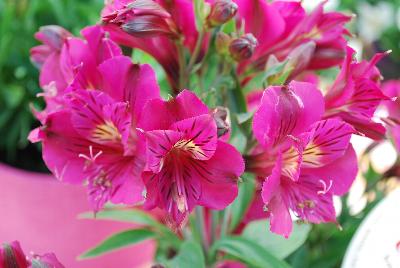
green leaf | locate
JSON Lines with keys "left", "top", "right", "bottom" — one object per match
{"left": 242, "top": 219, "right": 311, "bottom": 259}
{"left": 166, "top": 240, "right": 205, "bottom": 268}
{"left": 78, "top": 208, "right": 181, "bottom": 248}
{"left": 78, "top": 208, "right": 159, "bottom": 227}
{"left": 236, "top": 112, "right": 254, "bottom": 125}
{"left": 194, "top": 0, "right": 209, "bottom": 32}
{"left": 229, "top": 173, "right": 255, "bottom": 231}
{"left": 79, "top": 229, "right": 156, "bottom": 259}
{"left": 211, "top": 236, "right": 290, "bottom": 268}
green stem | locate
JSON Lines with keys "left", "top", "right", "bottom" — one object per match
{"left": 220, "top": 206, "right": 231, "bottom": 237}
{"left": 195, "top": 207, "right": 209, "bottom": 253}
{"left": 187, "top": 29, "right": 205, "bottom": 73}
{"left": 176, "top": 41, "right": 187, "bottom": 93}
{"left": 210, "top": 210, "right": 220, "bottom": 245}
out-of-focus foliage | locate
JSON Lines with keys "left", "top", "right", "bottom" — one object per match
{"left": 0, "top": 0, "right": 103, "bottom": 171}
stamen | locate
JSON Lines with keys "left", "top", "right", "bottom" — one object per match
{"left": 317, "top": 179, "right": 333, "bottom": 195}
{"left": 79, "top": 145, "right": 103, "bottom": 163}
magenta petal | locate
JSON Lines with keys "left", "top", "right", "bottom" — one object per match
{"left": 171, "top": 114, "right": 218, "bottom": 160}
{"left": 268, "top": 195, "right": 292, "bottom": 238}
{"left": 139, "top": 90, "right": 209, "bottom": 130}
{"left": 301, "top": 119, "right": 355, "bottom": 168}
{"left": 202, "top": 141, "right": 244, "bottom": 184}
{"left": 303, "top": 144, "right": 358, "bottom": 196}
{"left": 98, "top": 56, "right": 161, "bottom": 121}
{"left": 197, "top": 141, "right": 243, "bottom": 209}
{"left": 81, "top": 25, "right": 122, "bottom": 64}
{"left": 261, "top": 153, "right": 282, "bottom": 204}
{"left": 198, "top": 181, "right": 238, "bottom": 210}
{"left": 145, "top": 130, "right": 182, "bottom": 173}
{"left": 40, "top": 110, "right": 87, "bottom": 184}
{"left": 39, "top": 52, "right": 67, "bottom": 91}
{"left": 253, "top": 81, "right": 324, "bottom": 148}
{"left": 235, "top": 0, "right": 285, "bottom": 51}
{"left": 68, "top": 90, "right": 131, "bottom": 148}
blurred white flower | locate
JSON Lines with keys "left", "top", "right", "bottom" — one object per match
{"left": 302, "top": 0, "right": 339, "bottom": 12}
{"left": 357, "top": 2, "right": 395, "bottom": 43}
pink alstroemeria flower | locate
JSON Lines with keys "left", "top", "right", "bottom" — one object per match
{"left": 324, "top": 47, "right": 390, "bottom": 140}
{"left": 247, "top": 81, "right": 358, "bottom": 237}
{"left": 234, "top": 0, "right": 351, "bottom": 77}
{"left": 138, "top": 90, "right": 244, "bottom": 225}
{"left": 101, "top": 0, "right": 207, "bottom": 91}
{"left": 0, "top": 241, "right": 64, "bottom": 268}
{"left": 29, "top": 56, "right": 160, "bottom": 211}
{"left": 382, "top": 80, "right": 400, "bottom": 151}
{"left": 30, "top": 25, "right": 122, "bottom": 121}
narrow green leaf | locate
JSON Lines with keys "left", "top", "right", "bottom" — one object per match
{"left": 229, "top": 173, "right": 255, "bottom": 231}
{"left": 236, "top": 112, "right": 254, "bottom": 125}
{"left": 211, "top": 236, "right": 290, "bottom": 268}
{"left": 166, "top": 240, "right": 205, "bottom": 268}
{"left": 242, "top": 219, "right": 311, "bottom": 259}
{"left": 78, "top": 208, "right": 159, "bottom": 227}
{"left": 79, "top": 229, "right": 155, "bottom": 259}
{"left": 78, "top": 208, "right": 182, "bottom": 248}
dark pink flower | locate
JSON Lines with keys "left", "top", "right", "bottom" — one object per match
{"left": 382, "top": 80, "right": 400, "bottom": 151}
{"left": 247, "top": 81, "right": 358, "bottom": 237}
{"left": 139, "top": 90, "right": 244, "bottom": 225}
{"left": 324, "top": 47, "right": 390, "bottom": 140}
{"left": 29, "top": 57, "right": 160, "bottom": 211}
{"left": 31, "top": 25, "right": 122, "bottom": 121}
{"left": 101, "top": 0, "right": 207, "bottom": 90}
{"left": 234, "top": 0, "right": 351, "bottom": 78}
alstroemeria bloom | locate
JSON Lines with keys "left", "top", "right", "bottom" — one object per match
{"left": 0, "top": 241, "right": 64, "bottom": 268}
{"left": 29, "top": 56, "right": 160, "bottom": 210}
{"left": 234, "top": 0, "right": 351, "bottom": 78}
{"left": 382, "top": 80, "right": 400, "bottom": 151}
{"left": 324, "top": 47, "right": 390, "bottom": 140}
{"left": 247, "top": 81, "right": 358, "bottom": 237}
{"left": 101, "top": 0, "right": 207, "bottom": 91}
{"left": 139, "top": 90, "right": 244, "bottom": 225}
{"left": 30, "top": 25, "right": 122, "bottom": 121}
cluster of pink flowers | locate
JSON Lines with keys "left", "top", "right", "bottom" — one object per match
{"left": 29, "top": 0, "right": 393, "bottom": 238}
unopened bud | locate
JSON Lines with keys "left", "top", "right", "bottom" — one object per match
{"left": 285, "top": 41, "right": 316, "bottom": 78}
{"left": 122, "top": 14, "right": 178, "bottom": 38}
{"left": 103, "top": 0, "right": 178, "bottom": 38}
{"left": 229, "top": 33, "right": 258, "bottom": 61}
{"left": 31, "top": 26, "right": 71, "bottom": 69}
{"left": 212, "top": 106, "right": 230, "bottom": 137}
{"left": 207, "top": 0, "right": 238, "bottom": 27}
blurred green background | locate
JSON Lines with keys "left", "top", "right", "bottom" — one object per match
{"left": 0, "top": 0, "right": 104, "bottom": 171}
{"left": 0, "top": 0, "right": 399, "bottom": 267}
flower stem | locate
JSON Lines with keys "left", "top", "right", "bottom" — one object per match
{"left": 220, "top": 206, "right": 231, "bottom": 237}
{"left": 176, "top": 41, "right": 187, "bottom": 93}
{"left": 187, "top": 29, "right": 205, "bottom": 73}
{"left": 195, "top": 206, "right": 209, "bottom": 253}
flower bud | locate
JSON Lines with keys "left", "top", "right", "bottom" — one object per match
{"left": 212, "top": 106, "right": 230, "bottom": 138}
{"left": 122, "top": 14, "right": 178, "bottom": 38}
{"left": 285, "top": 41, "right": 316, "bottom": 78}
{"left": 103, "top": 0, "right": 178, "bottom": 38}
{"left": 30, "top": 26, "right": 71, "bottom": 68}
{"left": 229, "top": 33, "right": 258, "bottom": 61}
{"left": 206, "top": 0, "right": 238, "bottom": 27}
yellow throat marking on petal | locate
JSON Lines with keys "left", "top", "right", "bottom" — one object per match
{"left": 92, "top": 121, "right": 121, "bottom": 142}
{"left": 173, "top": 139, "right": 207, "bottom": 159}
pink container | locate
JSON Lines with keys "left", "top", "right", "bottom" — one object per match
{"left": 0, "top": 163, "right": 155, "bottom": 268}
